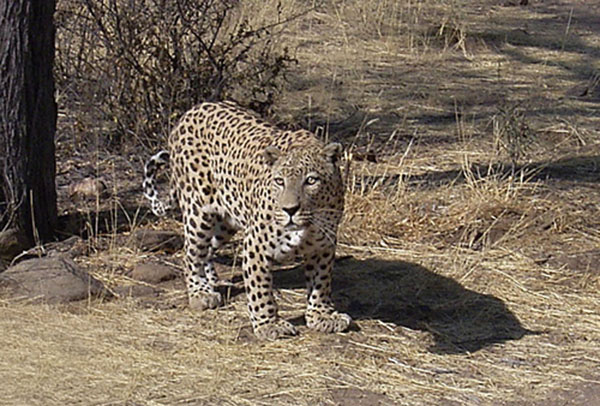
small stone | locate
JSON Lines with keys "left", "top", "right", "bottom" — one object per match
{"left": 131, "top": 262, "right": 178, "bottom": 284}
{"left": 68, "top": 177, "right": 108, "bottom": 202}
{"left": 0, "top": 228, "right": 30, "bottom": 260}
{"left": 113, "top": 284, "right": 160, "bottom": 299}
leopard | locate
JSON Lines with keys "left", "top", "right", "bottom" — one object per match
{"left": 142, "top": 101, "right": 351, "bottom": 340}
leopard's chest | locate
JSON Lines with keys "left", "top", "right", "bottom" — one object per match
{"left": 268, "top": 228, "right": 308, "bottom": 262}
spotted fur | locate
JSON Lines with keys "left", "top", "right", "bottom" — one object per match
{"left": 142, "top": 101, "right": 351, "bottom": 339}
{"left": 143, "top": 150, "right": 172, "bottom": 217}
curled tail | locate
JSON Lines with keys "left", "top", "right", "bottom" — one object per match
{"left": 143, "top": 150, "right": 171, "bottom": 216}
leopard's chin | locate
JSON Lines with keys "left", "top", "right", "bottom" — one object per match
{"left": 283, "top": 222, "right": 304, "bottom": 231}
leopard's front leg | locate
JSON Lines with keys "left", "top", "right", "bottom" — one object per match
{"left": 304, "top": 247, "right": 351, "bottom": 333}
{"left": 242, "top": 233, "right": 297, "bottom": 340}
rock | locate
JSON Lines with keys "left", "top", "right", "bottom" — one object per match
{"left": 133, "top": 229, "right": 183, "bottom": 252}
{"left": 68, "top": 177, "right": 108, "bottom": 202}
{"left": 113, "top": 284, "right": 161, "bottom": 299}
{"left": 45, "top": 236, "right": 87, "bottom": 258}
{"left": 0, "top": 228, "right": 30, "bottom": 261}
{"left": 131, "top": 262, "right": 178, "bottom": 284}
{"left": 11, "top": 236, "right": 87, "bottom": 262}
{"left": 0, "top": 256, "right": 105, "bottom": 304}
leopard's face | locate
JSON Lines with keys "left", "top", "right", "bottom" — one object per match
{"left": 266, "top": 142, "right": 344, "bottom": 235}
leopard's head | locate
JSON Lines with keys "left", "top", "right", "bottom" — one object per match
{"left": 263, "top": 141, "right": 344, "bottom": 237}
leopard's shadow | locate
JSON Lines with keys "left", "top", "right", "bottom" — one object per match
{"left": 273, "top": 257, "right": 536, "bottom": 354}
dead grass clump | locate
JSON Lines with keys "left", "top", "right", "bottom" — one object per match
{"left": 325, "top": 0, "right": 471, "bottom": 54}
{"left": 492, "top": 102, "right": 537, "bottom": 167}
{"left": 339, "top": 149, "right": 557, "bottom": 254}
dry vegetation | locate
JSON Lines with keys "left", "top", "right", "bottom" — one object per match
{"left": 1, "top": 0, "right": 600, "bottom": 405}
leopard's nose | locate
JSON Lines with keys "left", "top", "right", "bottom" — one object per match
{"left": 282, "top": 205, "right": 300, "bottom": 217}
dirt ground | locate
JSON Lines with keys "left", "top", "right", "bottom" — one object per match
{"left": 1, "top": 0, "right": 600, "bottom": 405}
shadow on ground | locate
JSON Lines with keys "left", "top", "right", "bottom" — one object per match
{"left": 275, "top": 257, "right": 536, "bottom": 354}
{"left": 56, "top": 202, "right": 161, "bottom": 240}
{"left": 353, "top": 154, "right": 600, "bottom": 193}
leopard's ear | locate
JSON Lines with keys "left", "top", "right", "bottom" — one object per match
{"left": 263, "top": 145, "right": 281, "bottom": 166}
{"left": 323, "top": 142, "right": 343, "bottom": 164}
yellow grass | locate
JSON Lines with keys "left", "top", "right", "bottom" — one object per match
{"left": 2, "top": 0, "right": 600, "bottom": 405}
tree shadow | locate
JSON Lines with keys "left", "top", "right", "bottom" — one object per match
{"left": 462, "top": 1, "right": 600, "bottom": 93}
{"left": 56, "top": 204, "right": 147, "bottom": 239}
{"left": 274, "top": 257, "right": 537, "bottom": 354}
{"left": 352, "top": 154, "right": 600, "bottom": 195}
{"left": 530, "top": 155, "right": 600, "bottom": 183}
{"left": 283, "top": 2, "right": 600, "bottom": 154}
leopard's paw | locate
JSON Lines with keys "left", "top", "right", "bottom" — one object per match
{"left": 306, "top": 310, "right": 352, "bottom": 333}
{"left": 254, "top": 319, "right": 298, "bottom": 340}
{"left": 189, "top": 291, "right": 223, "bottom": 311}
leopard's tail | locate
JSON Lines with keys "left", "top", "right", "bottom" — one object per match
{"left": 142, "top": 150, "right": 171, "bottom": 217}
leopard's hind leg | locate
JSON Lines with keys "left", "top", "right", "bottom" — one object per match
{"left": 182, "top": 207, "right": 238, "bottom": 309}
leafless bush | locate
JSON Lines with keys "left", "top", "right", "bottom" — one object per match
{"left": 492, "top": 102, "right": 536, "bottom": 168}
{"left": 55, "top": 0, "right": 297, "bottom": 149}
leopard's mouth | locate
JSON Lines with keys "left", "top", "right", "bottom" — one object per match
{"left": 283, "top": 221, "right": 303, "bottom": 230}
{"left": 275, "top": 209, "right": 311, "bottom": 229}
{"left": 281, "top": 216, "right": 310, "bottom": 230}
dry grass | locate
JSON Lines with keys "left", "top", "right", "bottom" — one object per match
{"left": 2, "top": 0, "right": 600, "bottom": 405}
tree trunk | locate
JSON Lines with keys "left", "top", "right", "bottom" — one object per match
{"left": 0, "top": 0, "right": 58, "bottom": 253}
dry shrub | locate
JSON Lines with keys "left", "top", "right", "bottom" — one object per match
{"left": 339, "top": 151, "right": 564, "bottom": 254}
{"left": 492, "top": 102, "right": 536, "bottom": 167}
{"left": 327, "top": 0, "right": 471, "bottom": 53}
{"left": 55, "top": 0, "right": 299, "bottom": 149}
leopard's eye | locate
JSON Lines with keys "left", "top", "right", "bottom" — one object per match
{"left": 305, "top": 175, "right": 319, "bottom": 185}
{"left": 273, "top": 177, "right": 285, "bottom": 186}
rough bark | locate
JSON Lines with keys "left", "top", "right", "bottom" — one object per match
{"left": 0, "top": 0, "right": 58, "bottom": 250}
